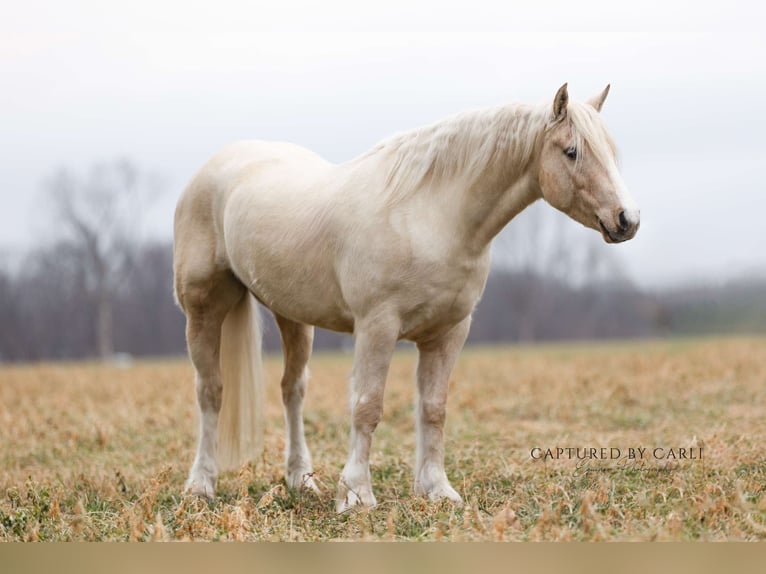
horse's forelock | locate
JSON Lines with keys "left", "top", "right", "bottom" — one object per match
{"left": 566, "top": 102, "right": 619, "bottom": 170}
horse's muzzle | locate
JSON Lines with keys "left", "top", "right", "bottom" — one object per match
{"left": 599, "top": 217, "right": 639, "bottom": 243}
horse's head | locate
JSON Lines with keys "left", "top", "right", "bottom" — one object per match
{"left": 537, "top": 83, "right": 639, "bottom": 243}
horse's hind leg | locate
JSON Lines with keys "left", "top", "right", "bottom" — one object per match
{"left": 274, "top": 313, "right": 318, "bottom": 492}
{"left": 178, "top": 270, "right": 245, "bottom": 498}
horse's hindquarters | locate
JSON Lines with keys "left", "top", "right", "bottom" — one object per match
{"left": 221, "top": 172, "right": 355, "bottom": 333}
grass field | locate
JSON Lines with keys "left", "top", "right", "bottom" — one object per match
{"left": 1, "top": 336, "right": 766, "bottom": 541}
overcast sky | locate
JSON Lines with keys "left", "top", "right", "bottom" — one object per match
{"left": 1, "top": 0, "right": 764, "bottom": 287}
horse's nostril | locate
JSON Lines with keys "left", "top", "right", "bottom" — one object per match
{"left": 618, "top": 210, "right": 628, "bottom": 231}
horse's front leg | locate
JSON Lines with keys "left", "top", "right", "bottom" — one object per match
{"left": 413, "top": 316, "right": 471, "bottom": 503}
{"left": 336, "top": 313, "right": 399, "bottom": 513}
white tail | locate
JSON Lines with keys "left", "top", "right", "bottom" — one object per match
{"left": 217, "top": 292, "right": 264, "bottom": 471}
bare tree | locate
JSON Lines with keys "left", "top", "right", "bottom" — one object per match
{"left": 45, "top": 159, "right": 160, "bottom": 359}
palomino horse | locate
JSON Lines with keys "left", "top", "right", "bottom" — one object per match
{"left": 173, "top": 84, "right": 639, "bottom": 512}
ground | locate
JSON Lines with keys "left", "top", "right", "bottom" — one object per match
{"left": 1, "top": 336, "right": 765, "bottom": 541}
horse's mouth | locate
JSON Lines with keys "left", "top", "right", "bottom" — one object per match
{"left": 599, "top": 220, "right": 625, "bottom": 244}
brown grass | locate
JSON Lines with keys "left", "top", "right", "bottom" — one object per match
{"left": 1, "top": 336, "right": 765, "bottom": 541}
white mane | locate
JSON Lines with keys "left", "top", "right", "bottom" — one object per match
{"left": 370, "top": 104, "right": 549, "bottom": 203}
{"left": 365, "top": 100, "right": 618, "bottom": 204}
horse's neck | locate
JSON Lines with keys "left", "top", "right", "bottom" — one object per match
{"left": 443, "top": 106, "right": 545, "bottom": 254}
{"left": 351, "top": 104, "right": 545, "bottom": 256}
{"left": 462, "top": 170, "right": 541, "bottom": 253}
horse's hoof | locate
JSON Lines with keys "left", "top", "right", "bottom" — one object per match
{"left": 287, "top": 470, "right": 320, "bottom": 493}
{"left": 428, "top": 484, "right": 463, "bottom": 504}
{"left": 185, "top": 474, "right": 216, "bottom": 499}
{"left": 335, "top": 481, "right": 376, "bottom": 513}
{"left": 415, "top": 479, "right": 463, "bottom": 504}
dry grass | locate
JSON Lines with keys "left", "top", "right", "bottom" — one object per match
{"left": 1, "top": 336, "right": 766, "bottom": 541}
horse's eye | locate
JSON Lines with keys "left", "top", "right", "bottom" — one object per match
{"left": 564, "top": 147, "right": 578, "bottom": 160}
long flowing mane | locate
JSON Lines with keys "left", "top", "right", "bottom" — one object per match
{"left": 366, "top": 104, "right": 548, "bottom": 203}
{"left": 358, "top": 100, "right": 618, "bottom": 204}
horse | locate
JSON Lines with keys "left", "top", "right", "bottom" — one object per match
{"left": 172, "top": 83, "right": 640, "bottom": 512}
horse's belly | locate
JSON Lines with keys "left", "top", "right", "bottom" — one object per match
{"left": 249, "top": 272, "right": 354, "bottom": 332}
{"left": 227, "top": 241, "right": 354, "bottom": 332}
{"left": 225, "top": 217, "right": 354, "bottom": 331}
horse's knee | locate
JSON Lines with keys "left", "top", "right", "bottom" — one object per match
{"left": 420, "top": 398, "right": 447, "bottom": 427}
{"left": 352, "top": 393, "right": 383, "bottom": 433}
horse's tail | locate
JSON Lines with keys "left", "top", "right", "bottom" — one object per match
{"left": 217, "top": 291, "right": 264, "bottom": 471}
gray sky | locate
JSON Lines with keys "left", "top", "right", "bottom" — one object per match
{"left": 1, "top": 0, "right": 764, "bottom": 287}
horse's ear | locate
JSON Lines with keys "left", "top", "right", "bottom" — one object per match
{"left": 552, "top": 83, "right": 568, "bottom": 122}
{"left": 587, "top": 84, "right": 610, "bottom": 112}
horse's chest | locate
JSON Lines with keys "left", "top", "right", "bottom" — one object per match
{"left": 397, "top": 257, "right": 490, "bottom": 340}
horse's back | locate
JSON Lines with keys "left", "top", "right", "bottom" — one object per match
{"left": 182, "top": 141, "right": 331, "bottom": 207}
